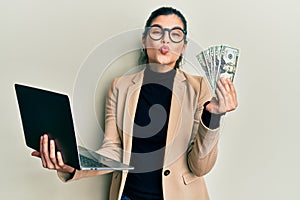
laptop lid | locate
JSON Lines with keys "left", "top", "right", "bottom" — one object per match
{"left": 14, "top": 83, "right": 132, "bottom": 170}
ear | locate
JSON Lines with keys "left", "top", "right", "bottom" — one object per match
{"left": 142, "top": 36, "right": 146, "bottom": 49}
{"left": 181, "top": 42, "right": 187, "bottom": 54}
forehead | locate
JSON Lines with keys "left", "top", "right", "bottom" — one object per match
{"left": 150, "top": 14, "right": 184, "bottom": 29}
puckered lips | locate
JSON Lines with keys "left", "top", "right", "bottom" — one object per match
{"left": 160, "top": 45, "right": 169, "bottom": 55}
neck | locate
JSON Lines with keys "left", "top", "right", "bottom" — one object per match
{"left": 148, "top": 63, "right": 175, "bottom": 73}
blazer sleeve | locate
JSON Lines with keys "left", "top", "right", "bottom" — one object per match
{"left": 187, "top": 77, "right": 221, "bottom": 177}
{"left": 57, "top": 78, "right": 122, "bottom": 182}
{"left": 97, "top": 77, "right": 123, "bottom": 161}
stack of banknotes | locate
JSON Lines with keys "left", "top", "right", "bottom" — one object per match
{"left": 196, "top": 45, "right": 240, "bottom": 95}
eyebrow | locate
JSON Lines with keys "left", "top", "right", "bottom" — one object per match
{"left": 151, "top": 23, "right": 184, "bottom": 30}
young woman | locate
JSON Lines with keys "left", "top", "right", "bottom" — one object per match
{"left": 32, "top": 7, "right": 238, "bottom": 200}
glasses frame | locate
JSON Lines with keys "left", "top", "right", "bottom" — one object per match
{"left": 146, "top": 24, "right": 187, "bottom": 43}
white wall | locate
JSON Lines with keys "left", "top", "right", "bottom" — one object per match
{"left": 1, "top": 0, "right": 299, "bottom": 199}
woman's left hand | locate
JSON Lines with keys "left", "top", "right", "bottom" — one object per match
{"left": 205, "top": 78, "right": 238, "bottom": 115}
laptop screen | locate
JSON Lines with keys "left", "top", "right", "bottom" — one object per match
{"left": 15, "top": 84, "right": 80, "bottom": 169}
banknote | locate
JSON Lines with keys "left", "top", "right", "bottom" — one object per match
{"left": 196, "top": 52, "right": 212, "bottom": 89}
{"left": 196, "top": 45, "right": 240, "bottom": 95}
{"left": 209, "top": 46, "right": 216, "bottom": 86}
{"left": 214, "top": 45, "right": 222, "bottom": 90}
{"left": 218, "top": 45, "right": 239, "bottom": 82}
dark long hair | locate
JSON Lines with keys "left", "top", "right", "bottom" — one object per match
{"left": 139, "top": 7, "right": 188, "bottom": 68}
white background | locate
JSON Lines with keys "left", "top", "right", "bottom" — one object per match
{"left": 1, "top": 0, "right": 299, "bottom": 199}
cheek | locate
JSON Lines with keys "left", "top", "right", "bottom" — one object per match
{"left": 171, "top": 44, "right": 185, "bottom": 55}
{"left": 144, "top": 38, "right": 160, "bottom": 59}
{"left": 146, "top": 48, "right": 159, "bottom": 62}
{"left": 144, "top": 37, "right": 159, "bottom": 49}
{"left": 163, "top": 45, "right": 184, "bottom": 61}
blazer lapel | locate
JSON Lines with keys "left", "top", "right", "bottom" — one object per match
{"left": 164, "top": 70, "right": 186, "bottom": 164}
{"left": 122, "top": 70, "right": 144, "bottom": 164}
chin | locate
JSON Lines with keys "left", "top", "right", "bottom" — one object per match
{"left": 157, "top": 55, "right": 174, "bottom": 65}
{"left": 148, "top": 53, "right": 178, "bottom": 66}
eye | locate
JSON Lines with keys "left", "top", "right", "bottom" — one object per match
{"left": 171, "top": 32, "right": 181, "bottom": 37}
{"left": 151, "top": 30, "right": 162, "bottom": 35}
{"left": 150, "top": 27, "right": 163, "bottom": 35}
{"left": 171, "top": 30, "right": 183, "bottom": 38}
{"left": 152, "top": 30, "right": 162, "bottom": 35}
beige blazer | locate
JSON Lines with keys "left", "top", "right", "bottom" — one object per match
{"left": 59, "top": 68, "right": 220, "bottom": 200}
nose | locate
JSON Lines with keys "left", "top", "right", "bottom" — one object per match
{"left": 161, "top": 30, "right": 171, "bottom": 43}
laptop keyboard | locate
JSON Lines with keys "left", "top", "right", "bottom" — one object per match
{"left": 79, "top": 154, "right": 105, "bottom": 168}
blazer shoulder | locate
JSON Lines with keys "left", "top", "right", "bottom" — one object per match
{"left": 180, "top": 70, "right": 207, "bottom": 91}
{"left": 111, "top": 69, "right": 144, "bottom": 89}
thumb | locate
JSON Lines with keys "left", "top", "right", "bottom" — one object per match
{"left": 31, "top": 151, "right": 41, "bottom": 158}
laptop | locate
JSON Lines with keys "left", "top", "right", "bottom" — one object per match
{"left": 14, "top": 83, "right": 133, "bottom": 171}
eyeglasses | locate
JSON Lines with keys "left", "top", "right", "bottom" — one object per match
{"left": 147, "top": 25, "right": 187, "bottom": 43}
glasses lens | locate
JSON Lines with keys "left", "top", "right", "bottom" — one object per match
{"left": 149, "top": 26, "right": 163, "bottom": 40}
{"left": 170, "top": 28, "right": 184, "bottom": 43}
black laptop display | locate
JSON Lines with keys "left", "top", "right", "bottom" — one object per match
{"left": 15, "top": 83, "right": 133, "bottom": 171}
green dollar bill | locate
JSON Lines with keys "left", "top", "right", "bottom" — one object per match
{"left": 203, "top": 49, "right": 214, "bottom": 89}
{"left": 196, "top": 52, "right": 213, "bottom": 89}
{"left": 209, "top": 46, "right": 216, "bottom": 87}
{"left": 196, "top": 44, "right": 240, "bottom": 97}
{"left": 218, "top": 45, "right": 239, "bottom": 82}
{"left": 214, "top": 45, "right": 222, "bottom": 90}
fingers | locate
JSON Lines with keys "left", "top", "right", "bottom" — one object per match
{"left": 49, "top": 139, "right": 60, "bottom": 169}
{"left": 40, "top": 134, "right": 60, "bottom": 169}
{"left": 227, "top": 79, "right": 238, "bottom": 107}
{"left": 42, "top": 134, "right": 55, "bottom": 169}
{"left": 37, "top": 134, "right": 73, "bottom": 173}
{"left": 215, "top": 78, "right": 238, "bottom": 113}
{"left": 40, "top": 135, "right": 46, "bottom": 167}
{"left": 57, "top": 152, "right": 75, "bottom": 173}
{"left": 216, "top": 79, "right": 229, "bottom": 113}
{"left": 56, "top": 151, "right": 65, "bottom": 167}
{"left": 223, "top": 79, "right": 238, "bottom": 111}
{"left": 215, "top": 84, "right": 225, "bottom": 105}
{"left": 31, "top": 151, "right": 41, "bottom": 158}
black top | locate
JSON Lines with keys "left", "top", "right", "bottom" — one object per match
{"left": 123, "top": 67, "right": 221, "bottom": 200}
{"left": 123, "top": 67, "right": 175, "bottom": 200}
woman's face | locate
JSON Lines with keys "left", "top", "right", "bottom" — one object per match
{"left": 143, "top": 14, "right": 187, "bottom": 68}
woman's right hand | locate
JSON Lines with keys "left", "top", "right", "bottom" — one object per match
{"left": 31, "top": 134, "right": 75, "bottom": 174}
